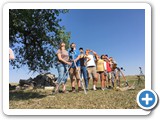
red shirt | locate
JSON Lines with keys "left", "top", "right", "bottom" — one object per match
{"left": 106, "top": 62, "right": 112, "bottom": 72}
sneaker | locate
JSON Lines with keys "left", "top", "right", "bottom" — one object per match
{"left": 93, "top": 86, "right": 97, "bottom": 91}
{"left": 101, "top": 88, "right": 105, "bottom": 91}
{"left": 86, "top": 88, "right": 89, "bottom": 91}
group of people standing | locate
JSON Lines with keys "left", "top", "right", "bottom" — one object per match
{"left": 54, "top": 42, "right": 121, "bottom": 94}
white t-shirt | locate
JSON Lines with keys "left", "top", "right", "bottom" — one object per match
{"left": 86, "top": 54, "right": 96, "bottom": 67}
{"left": 104, "top": 61, "right": 107, "bottom": 70}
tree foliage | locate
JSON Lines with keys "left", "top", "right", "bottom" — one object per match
{"left": 9, "top": 9, "right": 70, "bottom": 73}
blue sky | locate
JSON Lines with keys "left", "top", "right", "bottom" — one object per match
{"left": 9, "top": 9, "right": 145, "bottom": 82}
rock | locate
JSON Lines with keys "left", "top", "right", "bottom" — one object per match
{"left": 15, "top": 86, "right": 21, "bottom": 90}
{"left": 18, "top": 73, "right": 57, "bottom": 90}
{"left": 116, "top": 85, "right": 135, "bottom": 91}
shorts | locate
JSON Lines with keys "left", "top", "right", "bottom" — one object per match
{"left": 87, "top": 66, "right": 97, "bottom": 79}
{"left": 69, "top": 67, "right": 80, "bottom": 80}
{"left": 107, "top": 72, "right": 112, "bottom": 80}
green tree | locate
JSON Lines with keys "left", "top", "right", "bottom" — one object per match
{"left": 9, "top": 9, "right": 70, "bottom": 73}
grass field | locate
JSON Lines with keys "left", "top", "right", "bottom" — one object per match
{"left": 9, "top": 75, "right": 145, "bottom": 109}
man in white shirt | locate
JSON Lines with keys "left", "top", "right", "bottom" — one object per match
{"left": 85, "top": 49, "right": 98, "bottom": 90}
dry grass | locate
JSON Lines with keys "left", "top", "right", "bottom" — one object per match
{"left": 9, "top": 75, "right": 145, "bottom": 109}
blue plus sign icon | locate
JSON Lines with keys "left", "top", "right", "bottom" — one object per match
{"left": 137, "top": 89, "right": 158, "bottom": 110}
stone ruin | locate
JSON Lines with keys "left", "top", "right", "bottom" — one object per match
{"left": 10, "top": 72, "right": 57, "bottom": 90}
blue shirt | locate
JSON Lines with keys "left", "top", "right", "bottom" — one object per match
{"left": 69, "top": 49, "right": 80, "bottom": 68}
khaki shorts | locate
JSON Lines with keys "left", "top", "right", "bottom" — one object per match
{"left": 87, "top": 66, "right": 97, "bottom": 79}
{"left": 69, "top": 67, "right": 80, "bottom": 80}
{"left": 108, "top": 71, "right": 116, "bottom": 81}
{"left": 107, "top": 72, "right": 112, "bottom": 80}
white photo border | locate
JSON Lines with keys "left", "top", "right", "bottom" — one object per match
{"left": 3, "top": 2, "right": 151, "bottom": 115}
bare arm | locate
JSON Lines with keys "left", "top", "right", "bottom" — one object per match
{"left": 74, "top": 55, "right": 80, "bottom": 62}
{"left": 84, "top": 55, "right": 91, "bottom": 63}
{"left": 83, "top": 55, "right": 91, "bottom": 66}
{"left": 90, "top": 50, "right": 97, "bottom": 56}
{"left": 105, "top": 56, "right": 110, "bottom": 61}
{"left": 90, "top": 50, "right": 99, "bottom": 61}
{"left": 9, "top": 48, "right": 15, "bottom": 60}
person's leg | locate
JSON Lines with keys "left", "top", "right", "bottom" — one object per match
{"left": 105, "top": 73, "right": 109, "bottom": 88}
{"left": 96, "top": 72, "right": 99, "bottom": 88}
{"left": 118, "top": 75, "right": 120, "bottom": 87}
{"left": 116, "top": 75, "right": 120, "bottom": 87}
{"left": 54, "top": 64, "right": 64, "bottom": 92}
{"left": 96, "top": 73, "right": 99, "bottom": 86}
{"left": 111, "top": 71, "right": 115, "bottom": 88}
{"left": 87, "top": 68, "right": 90, "bottom": 86}
{"left": 104, "top": 80, "right": 106, "bottom": 89}
{"left": 69, "top": 68, "right": 76, "bottom": 92}
{"left": 81, "top": 66, "right": 88, "bottom": 89}
{"left": 93, "top": 77, "right": 97, "bottom": 90}
{"left": 108, "top": 72, "right": 112, "bottom": 89}
{"left": 62, "top": 83, "right": 66, "bottom": 91}
{"left": 62, "top": 65, "right": 69, "bottom": 92}
{"left": 116, "top": 71, "right": 120, "bottom": 87}
{"left": 80, "top": 67, "right": 83, "bottom": 78}
{"left": 114, "top": 71, "right": 117, "bottom": 88}
{"left": 75, "top": 67, "right": 82, "bottom": 91}
{"left": 92, "top": 67, "right": 98, "bottom": 90}
{"left": 104, "top": 73, "right": 107, "bottom": 89}
{"left": 100, "top": 72, "right": 105, "bottom": 90}
{"left": 63, "top": 65, "right": 69, "bottom": 84}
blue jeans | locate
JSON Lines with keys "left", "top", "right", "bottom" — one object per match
{"left": 56, "top": 63, "right": 68, "bottom": 85}
{"left": 80, "top": 66, "right": 88, "bottom": 89}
